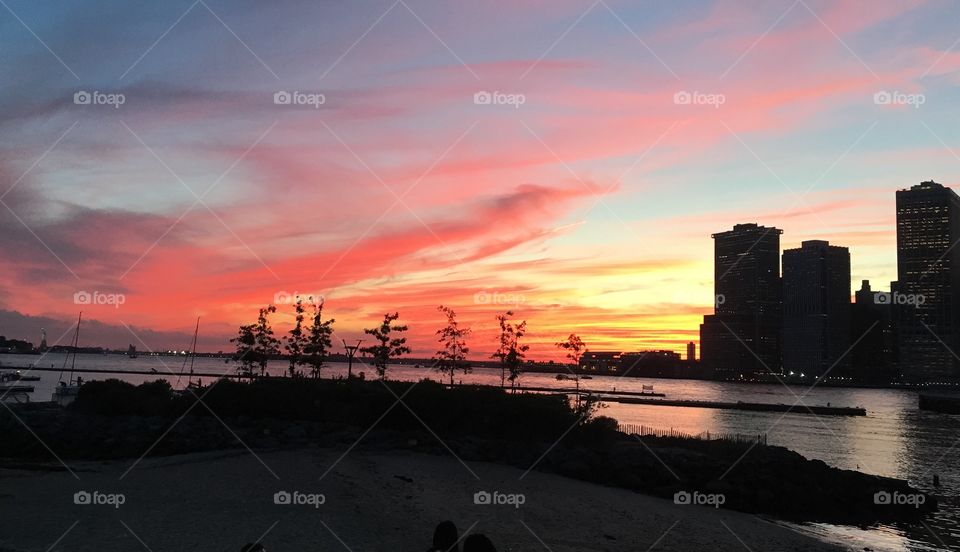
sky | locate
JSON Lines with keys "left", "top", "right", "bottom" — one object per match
{"left": 1, "top": 0, "right": 960, "bottom": 360}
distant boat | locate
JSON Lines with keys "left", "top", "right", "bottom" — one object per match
{"left": 0, "top": 370, "right": 40, "bottom": 382}
{"left": 581, "top": 375, "right": 593, "bottom": 380}
{"left": 127, "top": 344, "right": 138, "bottom": 359}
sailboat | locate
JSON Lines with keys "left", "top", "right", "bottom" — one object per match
{"left": 52, "top": 312, "right": 83, "bottom": 406}
{"left": 177, "top": 318, "right": 202, "bottom": 392}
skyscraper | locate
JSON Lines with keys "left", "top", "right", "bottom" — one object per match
{"left": 850, "top": 280, "right": 895, "bottom": 382}
{"left": 895, "top": 180, "right": 960, "bottom": 382}
{"left": 782, "top": 240, "right": 851, "bottom": 379}
{"left": 700, "top": 223, "right": 783, "bottom": 378}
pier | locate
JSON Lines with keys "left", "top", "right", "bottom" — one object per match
{"left": 919, "top": 394, "right": 960, "bottom": 414}
{"left": 596, "top": 396, "right": 866, "bottom": 416}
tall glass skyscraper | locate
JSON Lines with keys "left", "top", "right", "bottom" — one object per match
{"left": 700, "top": 223, "right": 783, "bottom": 378}
{"left": 895, "top": 180, "right": 960, "bottom": 382}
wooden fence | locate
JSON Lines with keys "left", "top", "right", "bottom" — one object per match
{"left": 618, "top": 423, "right": 767, "bottom": 446}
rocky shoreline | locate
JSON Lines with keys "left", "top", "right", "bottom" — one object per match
{"left": 2, "top": 397, "right": 936, "bottom": 527}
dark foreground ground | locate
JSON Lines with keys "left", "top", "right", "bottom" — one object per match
{"left": 0, "top": 377, "right": 939, "bottom": 550}
{"left": 0, "top": 447, "right": 847, "bottom": 552}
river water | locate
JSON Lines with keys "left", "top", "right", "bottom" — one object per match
{"left": 2, "top": 353, "right": 957, "bottom": 551}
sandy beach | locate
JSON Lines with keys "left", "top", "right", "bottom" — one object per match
{"left": 0, "top": 446, "right": 846, "bottom": 551}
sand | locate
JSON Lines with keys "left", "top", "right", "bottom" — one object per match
{"left": 0, "top": 446, "right": 847, "bottom": 551}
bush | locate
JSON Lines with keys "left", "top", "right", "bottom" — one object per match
{"left": 571, "top": 415, "right": 620, "bottom": 444}
{"left": 70, "top": 377, "right": 583, "bottom": 444}
{"left": 73, "top": 379, "right": 174, "bottom": 416}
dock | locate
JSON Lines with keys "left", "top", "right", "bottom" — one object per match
{"left": 0, "top": 384, "right": 35, "bottom": 393}
{"left": 595, "top": 396, "right": 866, "bottom": 416}
{"left": 919, "top": 394, "right": 960, "bottom": 414}
{"left": 508, "top": 385, "right": 665, "bottom": 398}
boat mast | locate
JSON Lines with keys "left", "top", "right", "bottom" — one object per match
{"left": 188, "top": 317, "right": 199, "bottom": 384}
{"left": 59, "top": 312, "right": 82, "bottom": 384}
{"left": 177, "top": 317, "right": 200, "bottom": 387}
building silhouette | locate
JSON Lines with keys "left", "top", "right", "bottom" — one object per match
{"left": 850, "top": 280, "right": 896, "bottom": 382}
{"left": 895, "top": 180, "right": 960, "bottom": 382}
{"left": 686, "top": 341, "right": 696, "bottom": 362}
{"left": 700, "top": 223, "right": 783, "bottom": 378}
{"left": 782, "top": 240, "right": 851, "bottom": 378}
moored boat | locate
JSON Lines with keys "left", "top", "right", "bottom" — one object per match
{"left": 53, "top": 312, "right": 83, "bottom": 406}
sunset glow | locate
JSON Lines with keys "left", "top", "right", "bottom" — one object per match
{"left": 2, "top": 0, "right": 959, "bottom": 359}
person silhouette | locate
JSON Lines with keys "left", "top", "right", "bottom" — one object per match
{"left": 463, "top": 534, "right": 496, "bottom": 552}
{"left": 428, "top": 521, "right": 459, "bottom": 552}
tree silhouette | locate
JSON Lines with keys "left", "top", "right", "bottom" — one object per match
{"left": 232, "top": 305, "right": 280, "bottom": 377}
{"left": 303, "top": 298, "right": 335, "bottom": 379}
{"left": 284, "top": 297, "right": 307, "bottom": 378}
{"left": 433, "top": 305, "right": 471, "bottom": 386}
{"left": 231, "top": 323, "right": 257, "bottom": 377}
{"left": 556, "top": 333, "right": 586, "bottom": 408}
{"left": 492, "top": 311, "right": 529, "bottom": 391}
{"left": 362, "top": 312, "right": 410, "bottom": 380}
